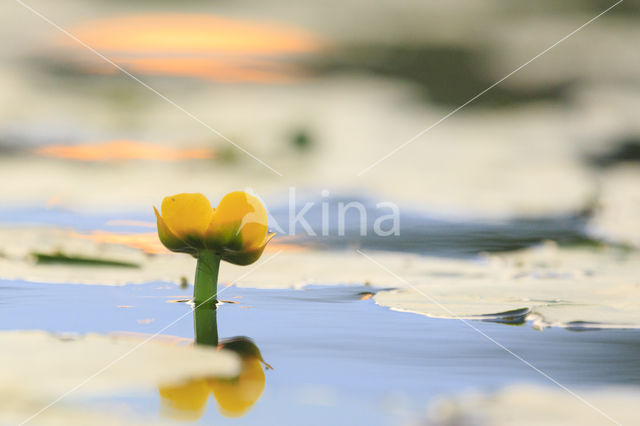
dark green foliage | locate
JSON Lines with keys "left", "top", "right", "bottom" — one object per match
{"left": 32, "top": 252, "right": 140, "bottom": 268}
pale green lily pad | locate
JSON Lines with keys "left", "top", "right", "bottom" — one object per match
{"left": 0, "top": 330, "right": 239, "bottom": 425}
{"left": 0, "top": 331, "right": 239, "bottom": 396}
{"left": 0, "top": 226, "right": 191, "bottom": 285}
{"left": 3, "top": 226, "right": 640, "bottom": 329}
{"left": 374, "top": 243, "right": 640, "bottom": 329}
{"left": 589, "top": 165, "right": 640, "bottom": 248}
{"left": 426, "top": 385, "right": 640, "bottom": 426}
{"left": 1, "top": 399, "right": 168, "bottom": 426}
{"left": 0, "top": 226, "right": 481, "bottom": 287}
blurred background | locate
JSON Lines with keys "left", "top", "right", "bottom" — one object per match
{"left": 1, "top": 0, "right": 639, "bottom": 255}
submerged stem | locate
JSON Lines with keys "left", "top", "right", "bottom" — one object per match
{"left": 194, "top": 249, "right": 221, "bottom": 306}
{"left": 194, "top": 303, "right": 218, "bottom": 347}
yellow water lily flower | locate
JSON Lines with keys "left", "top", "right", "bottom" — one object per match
{"left": 154, "top": 191, "right": 274, "bottom": 304}
{"left": 154, "top": 191, "right": 274, "bottom": 265}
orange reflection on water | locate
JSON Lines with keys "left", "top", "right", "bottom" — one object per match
{"left": 71, "top": 231, "right": 167, "bottom": 254}
{"left": 71, "top": 230, "right": 304, "bottom": 255}
{"left": 36, "top": 140, "right": 214, "bottom": 162}
{"left": 59, "top": 14, "right": 321, "bottom": 83}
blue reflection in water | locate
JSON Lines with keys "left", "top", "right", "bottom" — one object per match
{"left": 0, "top": 281, "right": 639, "bottom": 425}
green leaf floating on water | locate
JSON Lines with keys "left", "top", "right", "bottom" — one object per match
{"left": 31, "top": 251, "right": 140, "bottom": 268}
{"left": 426, "top": 384, "right": 640, "bottom": 425}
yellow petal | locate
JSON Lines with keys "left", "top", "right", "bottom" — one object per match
{"left": 154, "top": 207, "right": 195, "bottom": 254}
{"left": 161, "top": 193, "right": 213, "bottom": 247}
{"left": 209, "top": 359, "right": 265, "bottom": 418}
{"left": 159, "top": 379, "right": 210, "bottom": 421}
{"left": 206, "top": 192, "right": 268, "bottom": 251}
{"left": 221, "top": 233, "right": 274, "bottom": 266}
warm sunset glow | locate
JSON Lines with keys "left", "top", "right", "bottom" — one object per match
{"left": 66, "top": 14, "right": 319, "bottom": 55}
{"left": 70, "top": 230, "right": 304, "bottom": 255}
{"left": 72, "top": 231, "right": 168, "bottom": 254}
{"left": 35, "top": 140, "right": 214, "bottom": 161}
{"left": 57, "top": 14, "right": 322, "bottom": 83}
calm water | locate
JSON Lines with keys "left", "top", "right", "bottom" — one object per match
{"left": 0, "top": 202, "right": 590, "bottom": 257}
{"left": 2, "top": 280, "right": 640, "bottom": 425}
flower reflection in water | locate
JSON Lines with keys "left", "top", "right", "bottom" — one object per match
{"left": 159, "top": 379, "right": 211, "bottom": 421}
{"left": 159, "top": 305, "right": 271, "bottom": 420}
{"left": 209, "top": 337, "right": 273, "bottom": 418}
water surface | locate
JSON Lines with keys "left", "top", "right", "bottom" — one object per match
{"left": 2, "top": 280, "right": 639, "bottom": 425}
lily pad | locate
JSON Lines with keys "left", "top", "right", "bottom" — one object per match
{"left": 0, "top": 330, "right": 240, "bottom": 425}
{"left": 0, "top": 330, "right": 239, "bottom": 397}
{"left": 589, "top": 165, "right": 640, "bottom": 248}
{"left": 2, "top": 225, "right": 640, "bottom": 329}
{"left": 374, "top": 243, "right": 640, "bottom": 330}
{"left": 426, "top": 385, "right": 640, "bottom": 426}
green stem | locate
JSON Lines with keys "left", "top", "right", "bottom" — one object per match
{"left": 193, "top": 249, "right": 221, "bottom": 306}
{"left": 193, "top": 249, "right": 221, "bottom": 347}
{"left": 194, "top": 303, "right": 218, "bottom": 347}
